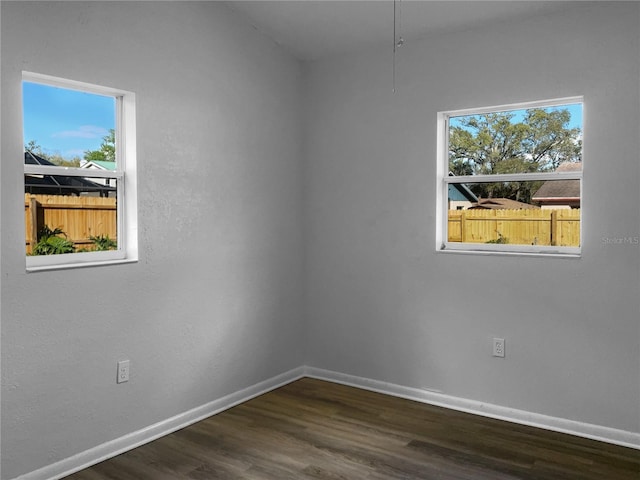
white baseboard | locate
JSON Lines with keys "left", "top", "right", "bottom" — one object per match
{"left": 14, "top": 367, "right": 306, "bottom": 480}
{"left": 304, "top": 366, "right": 640, "bottom": 451}
{"left": 13, "top": 364, "right": 639, "bottom": 480}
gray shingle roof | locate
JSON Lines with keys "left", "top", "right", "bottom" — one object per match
{"left": 532, "top": 162, "right": 581, "bottom": 202}
{"left": 469, "top": 198, "right": 539, "bottom": 210}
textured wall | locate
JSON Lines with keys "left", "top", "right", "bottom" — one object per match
{"left": 1, "top": 2, "right": 304, "bottom": 478}
{"left": 304, "top": 3, "right": 640, "bottom": 434}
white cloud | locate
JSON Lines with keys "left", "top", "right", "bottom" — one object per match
{"left": 52, "top": 125, "right": 109, "bottom": 139}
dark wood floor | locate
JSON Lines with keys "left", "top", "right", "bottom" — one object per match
{"left": 64, "top": 378, "right": 640, "bottom": 480}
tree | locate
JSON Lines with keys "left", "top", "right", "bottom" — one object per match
{"left": 84, "top": 129, "right": 115, "bottom": 162}
{"left": 25, "top": 139, "right": 43, "bottom": 156}
{"left": 24, "top": 140, "right": 81, "bottom": 167}
{"left": 449, "top": 108, "right": 581, "bottom": 202}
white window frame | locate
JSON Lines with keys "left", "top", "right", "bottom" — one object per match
{"left": 23, "top": 72, "right": 138, "bottom": 271}
{"left": 436, "top": 97, "right": 583, "bottom": 257}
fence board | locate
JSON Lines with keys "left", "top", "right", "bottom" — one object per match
{"left": 448, "top": 208, "right": 580, "bottom": 246}
{"left": 25, "top": 194, "right": 117, "bottom": 254}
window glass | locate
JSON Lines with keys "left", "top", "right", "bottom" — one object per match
{"left": 25, "top": 175, "right": 118, "bottom": 255}
{"left": 23, "top": 82, "right": 116, "bottom": 166}
{"left": 447, "top": 180, "right": 580, "bottom": 247}
{"left": 449, "top": 104, "right": 582, "bottom": 176}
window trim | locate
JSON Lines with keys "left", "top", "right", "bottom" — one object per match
{"left": 436, "top": 97, "right": 583, "bottom": 257}
{"left": 23, "top": 72, "right": 138, "bottom": 271}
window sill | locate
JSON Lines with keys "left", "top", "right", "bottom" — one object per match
{"left": 437, "top": 245, "right": 581, "bottom": 259}
{"left": 26, "top": 257, "right": 138, "bottom": 273}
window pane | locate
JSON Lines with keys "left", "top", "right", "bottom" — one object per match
{"left": 449, "top": 104, "right": 582, "bottom": 175}
{"left": 25, "top": 176, "right": 118, "bottom": 255}
{"left": 447, "top": 180, "right": 580, "bottom": 247}
{"left": 23, "top": 82, "right": 116, "bottom": 168}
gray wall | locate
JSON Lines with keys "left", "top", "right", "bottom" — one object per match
{"left": 304, "top": 2, "right": 640, "bottom": 434}
{"left": 1, "top": 2, "right": 304, "bottom": 478}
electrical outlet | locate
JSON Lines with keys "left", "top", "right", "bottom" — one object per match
{"left": 117, "top": 360, "right": 130, "bottom": 383}
{"left": 493, "top": 338, "right": 505, "bottom": 358}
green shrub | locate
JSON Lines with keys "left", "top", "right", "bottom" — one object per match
{"left": 31, "top": 225, "right": 75, "bottom": 255}
{"left": 486, "top": 232, "right": 508, "bottom": 244}
{"left": 89, "top": 234, "right": 117, "bottom": 251}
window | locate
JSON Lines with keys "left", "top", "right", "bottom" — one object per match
{"left": 23, "top": 72, "right": 137, "bottom": 270}
{"left": 437, "top": 97, "right": 583, "bottom": 255}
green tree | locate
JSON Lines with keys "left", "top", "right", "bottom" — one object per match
{"left": 449, "top": 108, "right": 581, "bottom": 202}
{"left": 48, "top": 154, "right": 81, "bottom": 167}
{"left": 25, "top": 140, "right": 81, "bottom": 167}
{"left": 84, "top": 129, "right": 115, "bottom": 162}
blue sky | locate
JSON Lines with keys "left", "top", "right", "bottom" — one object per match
{"left": 450, "top": 103, "right": 583, "bottom": 131}
{"left": 23, "top": 82, "right": 115, "bottom": 160}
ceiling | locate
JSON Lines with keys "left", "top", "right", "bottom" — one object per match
{"left": 225, "top": 1, "right": 581, "bottom": 61}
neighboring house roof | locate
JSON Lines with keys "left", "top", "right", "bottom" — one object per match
{"left": 24, "top": 152, "right": 116, "bottom": 196}
{"left": 81, "top": 160, "right": 116, "bottom": 171}
{"left": 531, "top": 162, "right": 581, "bottom": 205}
{"left": 469, "top": 198, "right": 539, "bottom": 210}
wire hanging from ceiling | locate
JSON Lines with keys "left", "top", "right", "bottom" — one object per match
{"left": 393, "top": 0, "right": 404, "bottom": 93}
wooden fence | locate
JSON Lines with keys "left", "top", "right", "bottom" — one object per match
{"left": 448, "top": 208, "right": 580, "bottom": 246}
{"left": 25, "top": 194, "right": 117, "bottom": 254}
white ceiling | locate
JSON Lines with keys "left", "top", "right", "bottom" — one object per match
{"left": 225, "top": 1, "right": 583, "bottom": 61}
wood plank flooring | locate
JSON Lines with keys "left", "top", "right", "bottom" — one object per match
{"left": 64, "top": 378, "right": 640, "bottom": 480}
